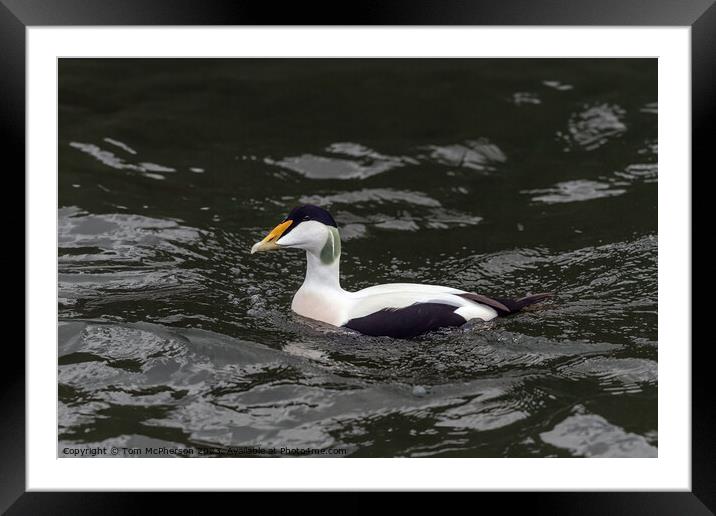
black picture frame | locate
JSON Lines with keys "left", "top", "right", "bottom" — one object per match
{"left": 3, "top": 0, "right": 711, "bottom": 512}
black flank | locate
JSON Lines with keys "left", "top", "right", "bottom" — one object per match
{"left": 343, "top": 303, "right": 467, "bottom": 339}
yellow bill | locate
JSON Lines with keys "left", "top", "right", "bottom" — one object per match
{"left": 250, "top": 220, "right": 293, "bottom": 254}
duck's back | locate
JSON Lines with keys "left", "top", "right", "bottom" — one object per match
{"left": 351, "top": 282, "right": 465, "bottom": 297}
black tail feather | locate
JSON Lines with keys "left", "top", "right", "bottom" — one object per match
{"left": 460, "top": 292, "right": 553, "bottom": 316}
{"left": 492, "top": 293, "right": 553, "bottom": 315}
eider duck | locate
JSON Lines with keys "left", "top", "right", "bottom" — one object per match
{"left": 251, "top": 205, "right": 551, "bottom": 338}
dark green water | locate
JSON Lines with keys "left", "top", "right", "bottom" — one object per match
{"left": 58, "top": 59, "right": 657, "bottom": 457}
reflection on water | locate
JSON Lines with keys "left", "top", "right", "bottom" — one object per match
{"left": 265, "top": 142, "right": 417, "bottom": 180}
{"left": 424, "top": 139, "right": 506, "bottom": 171}
{"left": 540, "top": 406, "right": 657, "bottom": 458}
{"left": 70, "top": 141, "right": 177, "bottom": 180}
{"left": 524, "top": 179, "right": 626, "bottom": 204}
{"left": 558, "top": 103, "right": 627, "bottom": 151}
{"left": 58, "top": 59, "right": 657, "bottom": 457}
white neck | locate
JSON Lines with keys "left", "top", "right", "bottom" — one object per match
{"left": 302, "top": 250, "right": 342, "bottom": 292}
{"left": 290, "top": 226, "right": 347, "bottom": 326}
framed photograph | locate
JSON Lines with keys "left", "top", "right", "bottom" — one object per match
{"left": 5, "top": 0, "right": 710, "bottom": 511}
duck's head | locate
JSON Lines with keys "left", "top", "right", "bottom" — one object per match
{"left": 250, "top": 205, "right": 341, "bottom": 263}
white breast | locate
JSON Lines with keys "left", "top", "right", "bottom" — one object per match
{"left": 291, "top": 287, "right": 349, "bottom": 327}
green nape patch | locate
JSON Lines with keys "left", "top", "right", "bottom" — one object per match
{"left": 320, "top": 227, "right": 341, "bottom": 264}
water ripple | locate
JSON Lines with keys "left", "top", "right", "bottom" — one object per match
{"left": 524, "top": 179, "right": 626, "bottom": 204}
{"left": 557, "top": 103, "right": 627, "bottom": 151}
{"left": 70, "top": 141, "right": 176, "bottom": 179}
{"left": 540, "top": 406, "right": 657, "bottom": 457}
{"left": 265, "top": 142, "right": 415, "bottom": 180}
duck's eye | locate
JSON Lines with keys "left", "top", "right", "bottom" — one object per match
{"left": 303, "top": 215, "right": 310, "bottom": 221}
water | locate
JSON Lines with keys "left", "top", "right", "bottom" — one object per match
{"left": 58, "top": 59, "right": 657, "bottom": 457}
